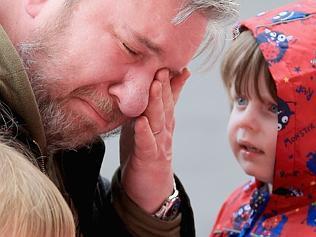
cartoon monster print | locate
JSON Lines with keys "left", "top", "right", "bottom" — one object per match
{"left": 256, "top": 28, "right": 293, "bottom": 64}
{"left": 307, "top": 202, "right": 316, "bottom": 227}
{"left": 274, "top": 186, "right": 303, "bottom": 197}
{"left": 307, "top": 152, "right": 316, "bottom": 175}
{"left": 277, "top": 97, "right": 294, "bottom": 131}
{"left": 255, "top": 214, "right": 288, "bottom": 237}
{"left": 272, "top": 10, "right": 310, "bottom": 23}
{"left": 232, "top": 204, "right": 252, "bottom": 231}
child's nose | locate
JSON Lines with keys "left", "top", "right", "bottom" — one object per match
{"left": 239, "top": 106, "right": 260, "bottom": 131}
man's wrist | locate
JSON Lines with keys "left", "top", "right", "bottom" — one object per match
{"left": 152, "top": 180, "right": 181, "bottom": 221}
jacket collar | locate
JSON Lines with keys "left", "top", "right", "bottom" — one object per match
{"left": 0, "top": 25, "right": 47, "bottom": 155}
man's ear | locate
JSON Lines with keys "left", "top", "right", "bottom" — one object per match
{"left": 25, "top": 0, "right": 48, "bottom": 18}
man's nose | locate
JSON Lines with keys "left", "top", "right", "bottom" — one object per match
{"left": 108, "top": 69, "right": 154, "bottom": 117}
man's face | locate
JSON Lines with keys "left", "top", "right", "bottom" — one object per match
{"left": 20, "top": 0, "right": 207, "bottom": 150}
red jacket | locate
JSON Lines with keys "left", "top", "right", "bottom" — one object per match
{"left": 211, "top": 1, "right": 316, "bottom": 236}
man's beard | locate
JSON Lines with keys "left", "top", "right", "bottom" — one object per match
{"left": 16, "top": 25, "right": 122, "bottom": 154}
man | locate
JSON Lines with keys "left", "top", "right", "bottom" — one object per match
{"left": 0, "top": 0, "right": 238, "bottom": 236}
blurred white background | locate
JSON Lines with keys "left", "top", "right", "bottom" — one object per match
{"left": 101, "top": 0, "right": 294, "bottom": 236}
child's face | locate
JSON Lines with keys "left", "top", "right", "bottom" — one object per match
{"left": 227, "top": 73, "right": 278, "bottom": 184}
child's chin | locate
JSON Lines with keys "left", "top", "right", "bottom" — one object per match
{"left": 253, "top": 176, "right": 273, "bottom": 184}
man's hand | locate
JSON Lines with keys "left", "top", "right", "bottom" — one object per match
{"left": 119, "top": 68, "right": 190, "bottom": 213}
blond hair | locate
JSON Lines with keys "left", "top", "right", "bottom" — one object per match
{"left": 0, "top": 141, "right": 75, "bottom": 237}
{"left": 221, "top": 30, "right": 276, "bottom": 102}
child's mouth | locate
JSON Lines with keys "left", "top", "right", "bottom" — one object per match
{"left": 240, "top": 144, "right": 264, "bottom": 154}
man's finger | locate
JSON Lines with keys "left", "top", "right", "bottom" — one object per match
{"left": 133, "top": 116, "right": 157, "bottom": 160}
{"left": 156, "top": 69, "right": 174, "bottom": 125}
{"left": 143, "top": 79, "right": 165, "bottom": 135}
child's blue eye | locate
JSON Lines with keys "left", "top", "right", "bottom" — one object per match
{"left": 236, "top": 97, "right": 248, "bottom": 106}
{"left": 269, "top": 104, "right": 278, "bottom": 114}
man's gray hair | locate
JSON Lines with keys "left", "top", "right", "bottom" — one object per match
{"left": 174, "top": 0, "right": 239, "bottom": 67}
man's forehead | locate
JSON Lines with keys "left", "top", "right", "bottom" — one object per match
{"left": 110, "top": 1, "right": 207, "bottom": 74}
{"left": 121, "top": 25, "right": 164, "bottom": 56}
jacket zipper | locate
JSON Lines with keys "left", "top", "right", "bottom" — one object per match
{"left": 32, "top": 139, "right": 47, "bottom": 174}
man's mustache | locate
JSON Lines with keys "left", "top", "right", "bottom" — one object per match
{"left": 69, "top": 86, "right": 123, "bottom": 122}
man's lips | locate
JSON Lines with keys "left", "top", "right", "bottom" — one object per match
{"left": 76, "top": 97, "right": 110, "bottom": 123}
{"left": 77, "top": 96, "right": 127, "bottom": 127}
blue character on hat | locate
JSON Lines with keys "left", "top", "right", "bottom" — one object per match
{"left": 306, "top": 152, "right": 316, "bottom": 175}
{"left": 272, "top": 10, "right": 310, "bottom": 23}
{"left": 307, "top": 202, "right": 316, "bottom": 227}
{"left": 256, "top": 29, "right": 293, "bottom": 64}
{"left": 277, "top": 97, "right": 294, "bottom": 131}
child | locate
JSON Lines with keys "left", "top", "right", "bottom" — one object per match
{"left": 0, "top": 140, "right": 76, "bottom": 237}
{"left": 210, "top": 0, "right": 316, "bottom": 236}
